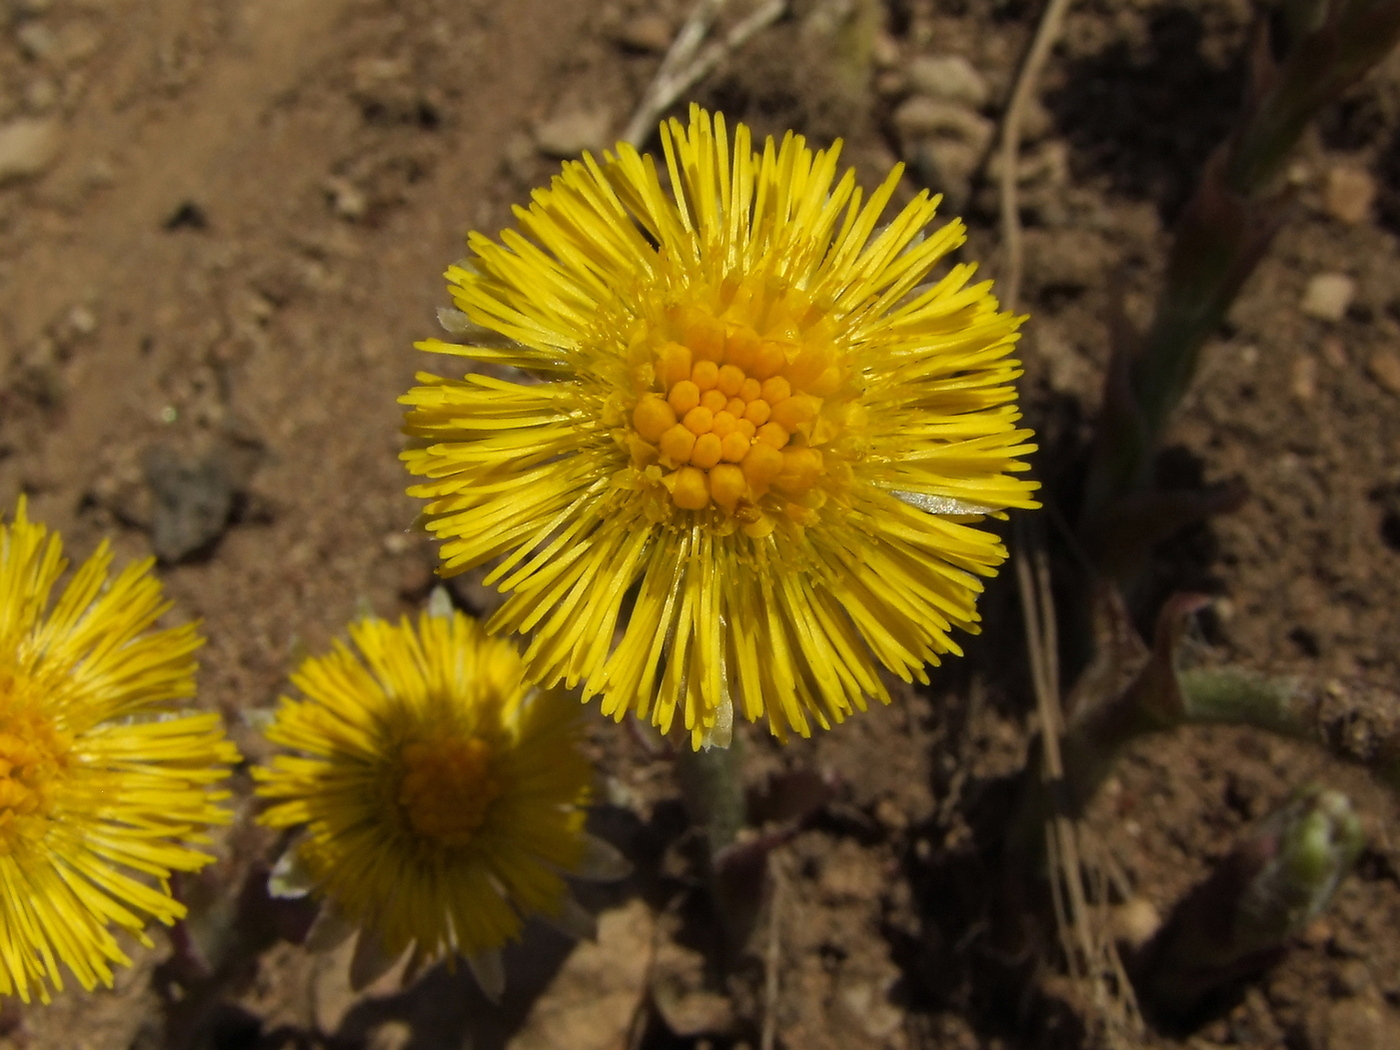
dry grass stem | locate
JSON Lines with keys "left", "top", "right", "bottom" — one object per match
{"left": 1015, "top": 521, "right": 1142, "bottom": 1044}
{"left": 996, "top": 0, "right": 1074, "bottom": 309}
{"left": 624, "top": 0, "right": 789, "bottom": 147}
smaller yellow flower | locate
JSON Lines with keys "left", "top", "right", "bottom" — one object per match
{"left": 253, "top": 598, "right": 621, "bottom": 996}
{"left": 0, "top": 498, "right": 237, "bottom": 1003}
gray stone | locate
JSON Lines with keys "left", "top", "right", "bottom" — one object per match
{"left": 323, "top": 176, "right": 367, "bottom": 220}
{"left": 893, "top": 96, "right": 993, "bottom": 148}
{"left": 24, "top": 77, "right": 58, "bottom": 113}
{"left": 1367, "top": 349, "right": 1400, "bottom": 395}
{"left": 0, "top": 117, "right": 61, "bottom": 183}
{"left": 534, "top": 105, "right": 612, "bottom": 159}
{"left": 871, "top": 31, "right": 900, "bottom": 69}
{"left": 143, "top": 437, "right": 261, "bottom": 563}
{"left": 895, "top": 97, "right": 994, "bottom": 202}
{"left": 613, "top": 13, "right": 672, "bottom": 53}
{"left": 907, "top": 54, "right": 989, "bottom": 108}
{"left": 16, "top": 21, "right": 56, "bottom": 60}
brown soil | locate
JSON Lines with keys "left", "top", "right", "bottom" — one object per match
{"left": 2, "top": 0, "right": 1400, "bottom": 1048}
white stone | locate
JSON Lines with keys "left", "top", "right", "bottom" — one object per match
{"left": 1300, "top": 273, "right": 1356, "bottom": 322}
{"left": 1323, "top": 166, "right": 1375, "bottom": 224}
{"left": 0, "top": 117, "right": 61, "bottom": 183}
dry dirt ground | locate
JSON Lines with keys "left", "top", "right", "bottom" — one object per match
{"left": 3, "top": 0, "right": 1400, "bottom": 1048}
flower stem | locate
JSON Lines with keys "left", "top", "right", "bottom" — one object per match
{"left": 675, "top": 733, "right": 757, "bottom": 956}
{"left": 676, "top": 732, "right": 747, "bottom": 863}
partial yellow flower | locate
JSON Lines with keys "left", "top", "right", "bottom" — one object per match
{"left": 402, "top": 105, "right": 1038, "bottom": 748}
{"left": 0, "top": 498, "right": 237, "bottom": 1004}
{"left": 253, "top": 600, "right": 616, "bottom": 996}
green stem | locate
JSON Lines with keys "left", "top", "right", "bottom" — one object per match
{"left": 674, "top": 734, "right": 760, "bottom": 959}
{"left": 1060, "top": 662, "right": 1400, "bottom": 828}
{"left": 675, "top": 734, "right": 747, "bottom": 861}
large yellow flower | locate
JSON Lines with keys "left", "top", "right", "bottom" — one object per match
{"left": 253, "top": 603, "right": 611, "bottom": 995}
{"left": 0, "top": 499, "right": 236, "bottom": 1003}
{"left": 402, "top": 105, "right": 1037, "bottom": 748}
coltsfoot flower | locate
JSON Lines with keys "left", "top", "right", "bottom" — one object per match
{"left": 402, "top": 105, "right": 1037, "bottom": 748}
{"left": 0, "top": 499, "right": 237, "bottom": 1003}
{"left": 253, "top": 597, "right": 622, "bottom": 998}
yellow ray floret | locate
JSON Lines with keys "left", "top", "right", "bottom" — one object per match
{"left": 401, "top": 105, "right": 1039, "bottom": 748}
{"left": 0, "top": 498, "right": 237, "bottom": 1003}
{"left": 253, "top": 608, "right": 595, "bottom": 969}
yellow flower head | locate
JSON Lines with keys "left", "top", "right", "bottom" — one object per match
{"left": 253, "top": 606, "right": 599, "bottom": 981}
{"left": 401, "top": 105, "right": 1038, "bottom": 748}
{"left": 0, "top": 499, "right": 236, "bottom": 1003}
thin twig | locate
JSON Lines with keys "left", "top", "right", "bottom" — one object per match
{"left": 1015, "top": 529, "right": 1086, "bottom": 969}
{"left": 623, "top": 0, "right": 788, "bottom": 147}
{"left": 997, "top": 0, "right": 1075, "bottom": 310}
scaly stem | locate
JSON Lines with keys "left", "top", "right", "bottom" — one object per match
{"left": 1079, "top": 0, "right": 1400, "bottom": 570}
{"left": 1137, "top": 787, "right": 1364, "bottom": 1025}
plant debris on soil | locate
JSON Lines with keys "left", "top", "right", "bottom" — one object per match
{"left": 2, "top": 0, "right": 1400, "bottom": 1048}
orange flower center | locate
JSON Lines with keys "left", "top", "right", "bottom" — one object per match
{"left": 0, "top": 678, "right": 71, "bottom": 856}
{"left": 626, "top": 285, "right": 853, "bottom": 536}
{"left": 397, "top": 735, "right": 500, "bottom": 847}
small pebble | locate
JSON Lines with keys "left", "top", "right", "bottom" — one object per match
{"left": 1300, "top": 917, "right": 1333, "bottom": 947}
{"left": 534, "top": 105, "right": 612, "bottom": 158}
{"left": 366, "top": 1021, "right": 412, "bottom": 1050}
{"left": 613, "top": 13, "right": 672, "bottom": 53}
{"left": 24, "top": 77, "right": 58, "bottom": 113}
{"left": 16, "top": 21, "right": 56, "bottom": 60}
{"left": 0, "top": 117, "right": 61, "bottom": 183}
{"left": 988, "top": 139, "right": 1069, "bottom": 188}
{"left": 351, "top": 55, "right": 411, "bottom": 93}
{"left": 323, "top": 175, "right": 367, "bottom": 220}
{"left": 893, "top": 96, "right": 993, "bottom": 146}
{"left": 1333, "top": 959, "right": 1372, "bottom": 997}
{"left": 1018, "top": 96, "right": 1055, "bottom": 142}
{"left": 54, "top": 22, "right": 102, "bottom": 65}
{"left": 67, "top": 304, "right": 96, "bottom": 335}
{"left": 1290, "top": 353, "right": 1316, "bottom": 402}
{"left": 1300, "top": 273, "right": 1355, "bottom": 322}
{"left": 1366, "top": 349, "right": 1400, "bottom": 395}
{"left": 1113, "top": 898, "right": 1161, "bottom": 950}
{"left": 874, "top": 69, "right": 906, "bottom": 98}
{"left": 1320, "top": 335, "right": 1348, "bottom": 368}
{"left": 907, "top": 54, "right": 989, "bottom": 108}
{"left": 874, "top": 796, "right": 908, "bottom": 831}
{"left": 840, "top": 980, "right": 905, "bottom": 1039}
{"left": 871, "top": 31, "right": 900, "bottom": 69}
{"left": 1323, "top": 165, "right": 1375, "bottom": 224}
{"left": 501, "top": 131, "right": 536, "bottom": 182}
